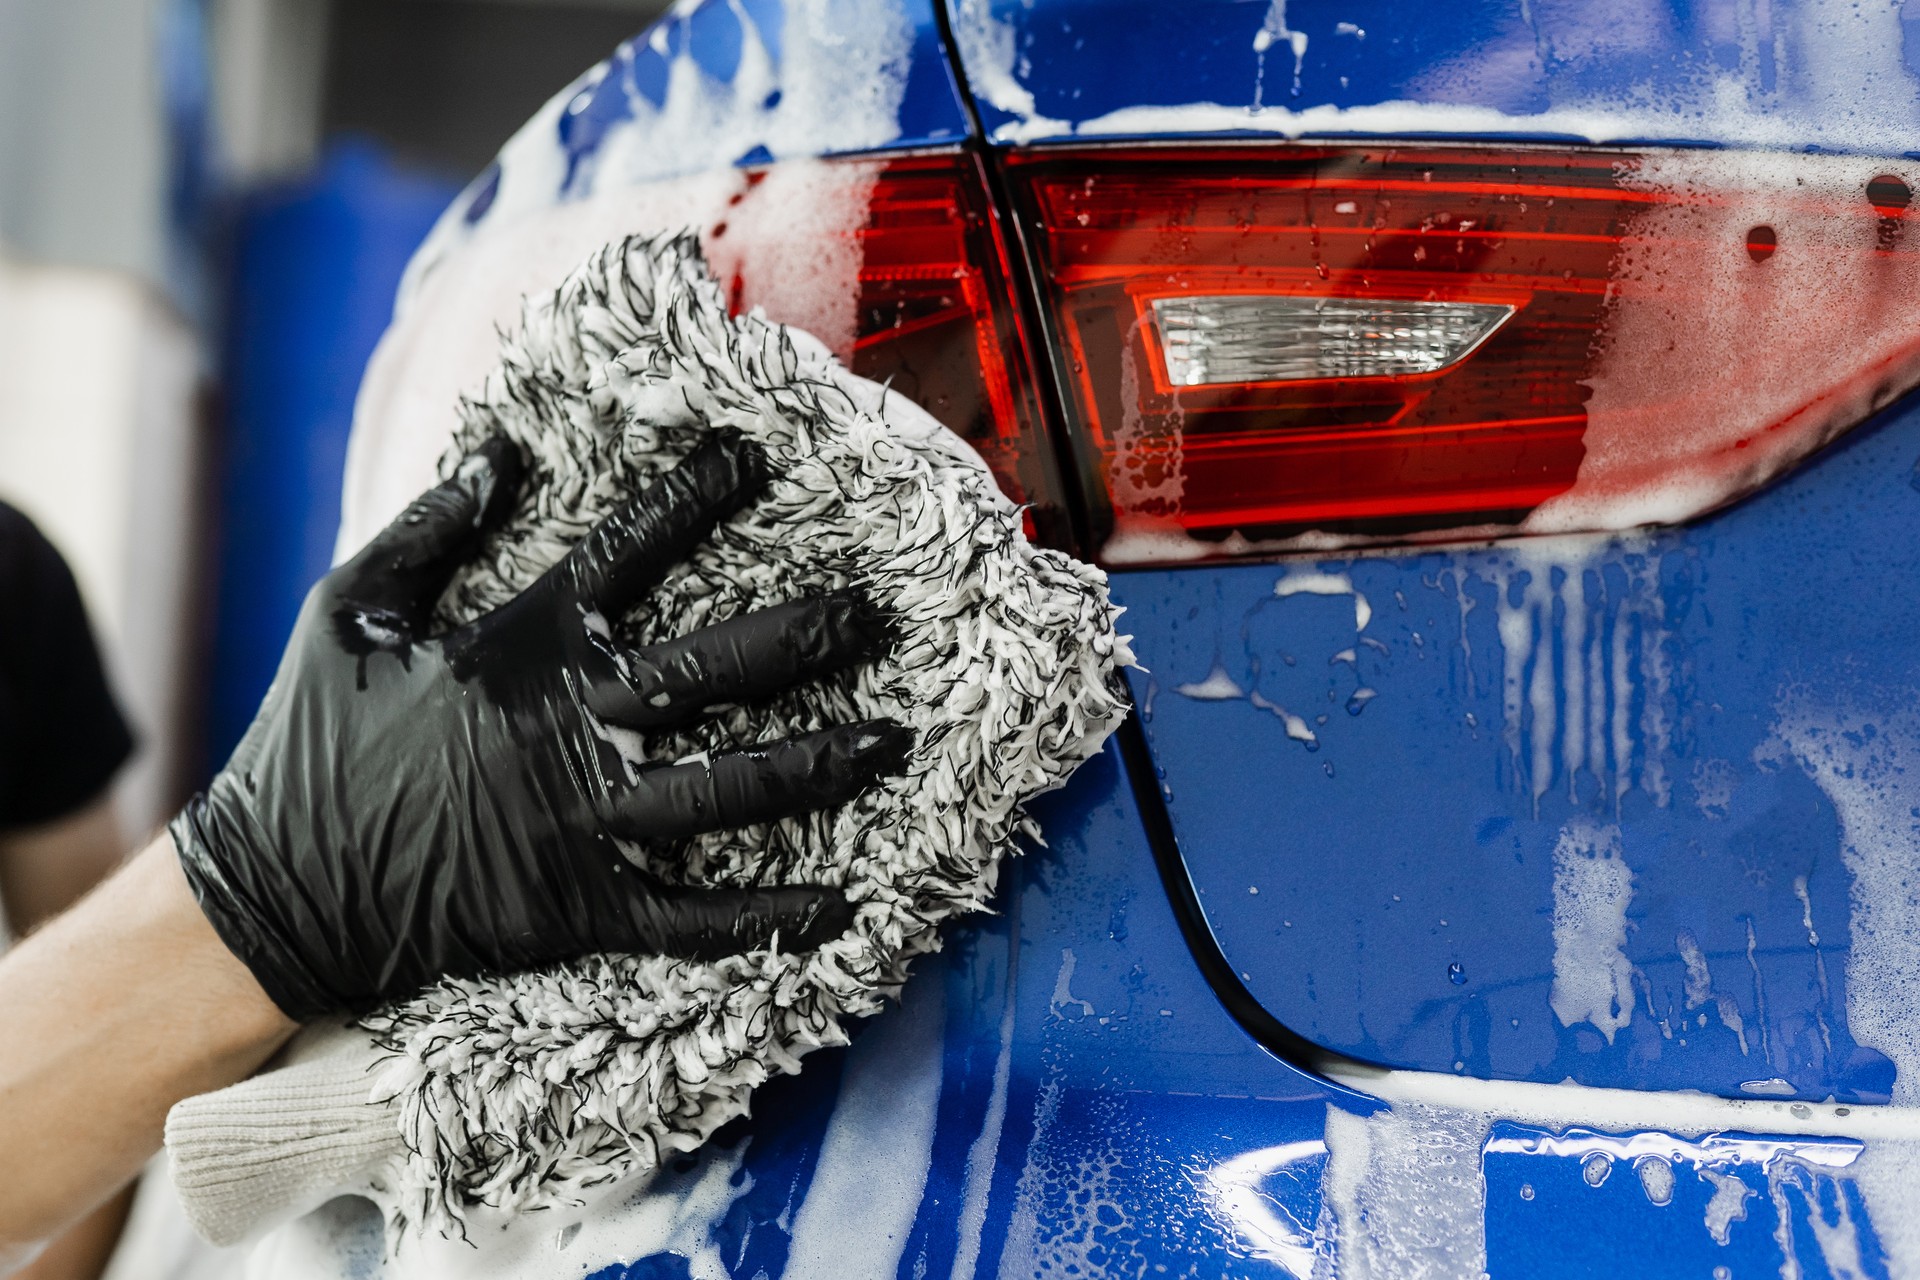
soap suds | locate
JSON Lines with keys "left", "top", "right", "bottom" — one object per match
{"left": 1529, "top": 150, "right": 1920, "bottom": 538}
{"left": 1764, "top": 694, "right": 1920, "bottom": 1106}
{"left": 1173, "top": 663, "right": 1245, "bottom": 701}
{"left": 946, "top": 0, "right": 1067, "bottom": 136}
{"left": 402, "top": 0, "right": 917, "bottom": 299}
{"left": 354, "top": 233, "right": 1131, "bottom": 1234}
{"left": 783, "top": 977, "right": 946, "bottom": 1280}
{"left": 949, "top": 964, "right": 1017, "bottom": 1280}
{"left": 1478, "top": 536, "right": 1674, "bottom": 811}
{"left": 1548, "top": 818, "right": 1636, "bottom": 1044}
{"left": 1322, "top": 1102, "right": 1488, "bottom": 1280}
{"left": 1702, "top": 1167, "right": 1755, "bottom": 1244}
{"left": 996, "top": 1083, "right": 1139, "bottom": 1280}
{"left": 1321, "top": 1062, "right": 1920, "bottom": 1278}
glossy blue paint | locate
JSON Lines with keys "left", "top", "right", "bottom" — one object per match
{"left": 553, "top": 0, "right": 969, "bottom": 194}
{"left": 944, "top": 0, "right": 1920, "bottom": 154}
{"left": 1482, "top": 1124, "right": 1890, "bottom": 1278}
{"left": 544, "top": 741, "right": 1884, "bottom": 1279}
{"left": 1116, "top": 391, "right": 1920, "bottom": 1105}
{"left": 580, "top": 742, "right": 1342, "bottom": 1278}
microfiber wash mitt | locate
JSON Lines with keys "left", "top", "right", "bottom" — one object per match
{"left": 166, "top": 230, "right": 1131, "bottom": 1241}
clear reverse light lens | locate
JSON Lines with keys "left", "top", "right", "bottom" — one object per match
{"left": 1151, "top": 295, "right": 1516, "bottom": 386}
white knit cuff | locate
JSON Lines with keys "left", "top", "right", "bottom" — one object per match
{"left": 164, "top": 1023, "right": 405, "bottom": 1247}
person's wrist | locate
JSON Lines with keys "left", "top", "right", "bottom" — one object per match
{"left": 134, "top": 834, "right": 298, "bottom": 1048}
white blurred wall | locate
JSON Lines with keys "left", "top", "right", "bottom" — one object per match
{"left": 0, "top": 0, "right": 329, "bottom": 843}
{"left": 0, "top": 252, "right": 206, "bottom": 841}
{"left": 0, "top": 0, "right": 212, "bottom": 841}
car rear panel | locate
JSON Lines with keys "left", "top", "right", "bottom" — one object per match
{"left": 302, "top": 0, "right": 1920, "bottom": 1274}
{"left": 946, "top": 0, "right": 1920, "bottom": 154}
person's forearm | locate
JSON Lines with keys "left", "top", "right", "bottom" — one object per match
{"left": 0, "top": 835, "right": 295, "bottom": 1254}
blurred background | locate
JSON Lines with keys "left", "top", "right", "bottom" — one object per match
{"left": 0, "top": 0, "right": 668, "bottom": 843}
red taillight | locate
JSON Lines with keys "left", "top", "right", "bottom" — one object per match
{"left": 711, "top": 154, "right": 1065, "bottom": 545}
{"left": 1007, "top": 146, "right": 1920, "bottom": 564}
{"left": 835, "top": 155, "right": 1065, "bottom": 545}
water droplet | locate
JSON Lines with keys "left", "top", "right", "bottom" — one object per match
{"left": 1322, "top": 761, "right": 1335, "bottom": 777}
{"left": 1868, "top": 174, "right": 1913, "bottom": 213}
{"left": 1582, "top": 1152, "right": 1613, "bottom": 1188}
{"left": 1635, "top": 1155, "right": 1675, "bottom": 1206}
{"left": 1346, "top": 687, "right": 1377, "bottom": 716}
{"left": 1519, "top": 1183, "right": 1536, "bottom": 1201}
{"left": 1447, "top": 961, "right": 1467, "bottom": 985}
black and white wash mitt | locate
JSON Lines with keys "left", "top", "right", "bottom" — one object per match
{"left": 166, "top": 231, "right": 1131, "bottom": 1242}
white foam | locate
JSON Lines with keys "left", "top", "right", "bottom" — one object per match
{"left": 947, "top": 0, "right": 1066, "bottom": 136}
{"left": 1322, "top": 1062, "right": 1920, "bottom": 1144}
{"left": 402, "top": 0, "right": 917, "bottom": 302}
{"left": 981, "top": 0, "right": 1920, "bottom": 154}
{"left": 1477, "top": 535, "right": 1673, "bottom": 811}
{"left": 1701, "top": 1167, "right": 1755, "bottom": 1245}
{"left": 1274, "top": 570, "right": 1370, "bottom": 631}
{"left": 1528, "top": 150, "right": 1920, "bottom": 538}
{"left": 995, "top": 1084, "right": 1135, "bottom": 1280}
{"left": 1322, "top": 1101, "right": 1488, "bottom": 1280}
{"left": 1173, "top": 663, "right": 1246, "bottom": 701}
{"left": 1548, "top": 818, "right": 1636, "bottom": 1044}
{"left": 1321, "top": 1061, "right": 1920, "bottom": 1277}
{"left": 949, "top": 967, "right": 1016, "bottom": 1280}
{"left": 1763, "top": 694, "right": 1920, "bottom": 1106}
{"left": 784, "top": 979, "right": 946, "bottom": 1280}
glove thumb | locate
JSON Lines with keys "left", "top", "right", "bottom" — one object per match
{"left": 331, "top": 436, "right": 525, "bottom": 636}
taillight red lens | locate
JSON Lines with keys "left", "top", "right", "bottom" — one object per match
{"left": 840, "top": 155, "right": 1065, "bottom": 545}
{"left": 1007, "top": 146, "right": 1920, "bottom": 564}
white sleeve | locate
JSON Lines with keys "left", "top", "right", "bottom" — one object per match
{"left": 163, "top": 1023, "right": 405, "bottom": 1247}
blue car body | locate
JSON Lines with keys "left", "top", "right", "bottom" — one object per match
{"left": 266, "top": 1, "right": 1920, "bottom": 1274}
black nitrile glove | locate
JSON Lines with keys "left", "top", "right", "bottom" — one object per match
{"left": 172, "top": 433, "right": 908, "bottom": 1019}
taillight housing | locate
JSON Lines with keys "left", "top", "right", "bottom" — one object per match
{"left": 1007, "top": 145, "right": 1920, "bottom": 564}
{"left": 716, "top": 153, "right": 1066, "bottom": 546}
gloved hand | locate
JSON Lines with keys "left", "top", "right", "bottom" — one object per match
{"left": 172, "top": 432, "right": 908, "bottom": 1020}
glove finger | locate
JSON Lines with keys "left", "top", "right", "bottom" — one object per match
{"left": 558, "top": 432, "right": 768, "bottom": 618}
{"left": 622, "top": 884, "right": 855, "bottom": 958}
{"left": 584, "top": 590, "right": 893, "bottom": 732}
{"left": 332, "top": 436, "right": 525, "bottom": 630}
{"left": 603, "top": 720, "right": 913, "bottom": 842}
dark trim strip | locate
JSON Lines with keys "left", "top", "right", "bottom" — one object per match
{"left": 1116, "top": 714, "right": 1382, "bottom": 1101}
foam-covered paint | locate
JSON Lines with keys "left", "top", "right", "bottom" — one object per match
{"left": 1323, "top": 1101, "right": 1489, "bottom": 1279}
{"left": 399, "top": 0, "right": 964, "bottom": 305}
{"left": 1548, "top": 818, "right": 1636, "bottom": 1045}
{"left": 339, "top": 159, "right": 883, "bottom": 560}
{"left": 1527, "top": 150, "right": 1920, "bottom": 540}
{"left": 947, "top": 0, "right": 1920, "bottom": 157}
{"left": 782, "top": 978, "right": 946, "bottom": 1279}
{"left": 1765, "top": 696, "right": 1920, "bottom": 1106}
